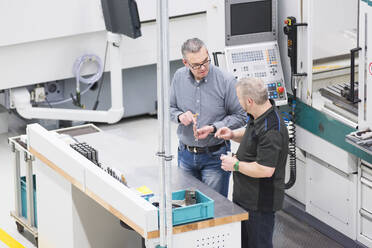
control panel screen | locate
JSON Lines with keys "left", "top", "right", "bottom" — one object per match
{"left": 230, "top": 0, "right": 272, "bottom": 36}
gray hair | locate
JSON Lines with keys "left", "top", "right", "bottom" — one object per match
{"left": 181, "top": 38, "right": 205, "bottom": 58}
{"left": 236, "top": 77, "right": 268, "bottom": 105}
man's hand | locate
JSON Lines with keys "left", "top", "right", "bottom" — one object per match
{"left": 220, "top": 154, "right": 238, "bottom": 171}
{"left": 179, "top": 111, "right": 196, "bottom": 126}
{"left": 195, "top": 125, "right": 214, "bottom": 140}
{"left": 215, "top": 127, "right": 234, "bottom": 140}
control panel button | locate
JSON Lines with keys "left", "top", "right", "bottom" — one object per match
{"left": 277, "top": 86, "right": 285, "bottom": 94}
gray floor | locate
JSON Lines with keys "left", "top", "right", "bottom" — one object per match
{"left": 274, "top": 211, "right": 343, "bottom": 248}
{"left": 0, "top": 113, "right": 347, "bottom": 248}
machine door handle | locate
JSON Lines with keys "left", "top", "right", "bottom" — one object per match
{"left": 212, "top": 52, "right": 224, "bottom": 67}
{"left": 361, "top": 164, "right": 372, "bottom": 177}
{"left": 360, "top": 209, "right": 372, "bottom": 222}
{"left": 361, "top": 177, "right": 372, "bottom": 189}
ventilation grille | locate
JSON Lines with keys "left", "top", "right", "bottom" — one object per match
{"left": 195, "top": 232, "right": 231, "bottom": 248}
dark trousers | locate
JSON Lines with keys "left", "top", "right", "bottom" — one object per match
{"left": 241, "top": 210, "right": 275, "bottom": 248}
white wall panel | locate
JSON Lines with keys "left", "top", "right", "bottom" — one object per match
{"left": 0, "top": 14, "right": 207, "bottom": 89}
{"left": 0, "top": 0, "right": 206, "bottom": 46}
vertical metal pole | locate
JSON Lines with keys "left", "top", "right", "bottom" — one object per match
{"left": 161, "top": 0, "right": 173, "bottom": 245}
{"left": 357, "top": 0, "right": 360, "bottom": 48}
{"left": 358, "top": 5, "right": 366, "bottom": 127}
{"left": 157, "top": 0, "right": 173, "bottom": 246}
{"left": 12, "top": 144, "right": 21, "bottom": 217}
{"left": 25, "top": 154, "right": 35, "bottom": 227}
{"left": 305, "top": 0, "right": 313, "bottom": 105}
{"left": 365, "top": 9, "right": 372, "bottom": 128}
{"left": 157, "top": 0, "right": 166, "bottom": 246}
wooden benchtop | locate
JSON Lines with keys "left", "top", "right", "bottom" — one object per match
{"left": 29, "top": 130, "right": 248, "bottom": 239}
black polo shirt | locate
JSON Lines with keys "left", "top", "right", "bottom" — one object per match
{"left": 234, "top": 100, "right": 289, "bottom": 212}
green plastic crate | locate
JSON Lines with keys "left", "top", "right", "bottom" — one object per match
{"left": 21, "top": 175, "right": 37, "bottom": 227}
{"left": 160, "top": 190, "right": 214, "bottom": 226}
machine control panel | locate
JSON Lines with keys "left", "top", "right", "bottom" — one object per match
{"left": 225, "top": 41, "right": 287, "bottom": 106}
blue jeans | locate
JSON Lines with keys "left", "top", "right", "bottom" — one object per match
{"left": 240, "top": 209, "right": 275, "bottom": 248}
{"left": 177, "top": 141, "right": 231, "bottom": 197}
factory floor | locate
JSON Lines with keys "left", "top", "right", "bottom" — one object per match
{"left": 0, "top": 114, "right": 345, "bottom": 248}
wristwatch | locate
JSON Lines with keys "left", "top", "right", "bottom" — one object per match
{"left": 211, "top": 124, "right": 217, "bottom": 133}
{"left": 234, "top": 161, "right": 240, "bottom": 172}
{"left": 177, "top": 113, "right": 182, "bottom": 123}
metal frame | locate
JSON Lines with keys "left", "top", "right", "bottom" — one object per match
{"left": 8, "top": 136, "right": 38, "bottom": 243}
{"left": 7, "top": 123, "right": 100, "bottom": 245}
{"left": 54, "top": 123, "right": 102, "bottom": 134}
{"left": 358, "top": 0, "right": 372, "bottom": 130}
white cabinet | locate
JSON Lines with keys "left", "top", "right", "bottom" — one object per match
{"left": 358, "top": 161, "right": 372, "bottom": 247}
{"left": 306, "top": 154, "right": 357, "bottom": 239}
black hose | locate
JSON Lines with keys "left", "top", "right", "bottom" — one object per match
{"left": 93, "top": 41, "right": 109, "bottom": 110}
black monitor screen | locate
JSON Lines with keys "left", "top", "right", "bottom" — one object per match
{"left": 231, "top": 0, "right": 272, "bottom": 36}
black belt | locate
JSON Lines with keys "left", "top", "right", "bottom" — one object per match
{"left": 184, "top": 142, "right": 225, "bottom": 154}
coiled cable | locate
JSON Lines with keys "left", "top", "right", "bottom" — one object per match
{"left": 72, "top": 54, "right": 104, "bottom": 107}
{"left": 41, "top": 54, "right": 104, "bottom": 106}
{"left": 285, "top": 92, "right": 297, "bottom": 189}
{"left": 73, "top": 54, "right": 103, "bottom": 86}
{"left": 283, "top": 73, "right": 297, "bottom": 189}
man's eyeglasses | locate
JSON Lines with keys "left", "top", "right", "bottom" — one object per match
{"left": 188, "top": 58, "right": 211, "bottom": 70}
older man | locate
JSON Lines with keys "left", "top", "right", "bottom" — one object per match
{"left": 216, "top": 77, "right": 289, "bottom": 248}
{"left": 170, "top": 38, "right": 246, "bottom": 197}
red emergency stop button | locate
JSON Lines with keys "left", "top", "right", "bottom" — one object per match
{"left": 284, "top": 19, "right": 289, "bottom": 24}
{"left": 277, "top": 86, "right": 284, "bottom": 94}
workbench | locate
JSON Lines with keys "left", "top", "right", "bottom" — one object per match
{"left": 26, "top": 123, "right": 248, "bottom": 248}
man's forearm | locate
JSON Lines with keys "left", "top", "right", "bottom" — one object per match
{"left": 238, "top": 161, "right": 275, "bottom": 178}
{"left": 231, "top": 128, "right": 245, "bottom": 143}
